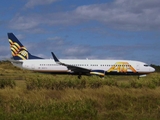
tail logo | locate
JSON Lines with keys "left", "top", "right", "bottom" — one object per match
{"left": 9, "top": 39, "right": 29, "bottom": 60}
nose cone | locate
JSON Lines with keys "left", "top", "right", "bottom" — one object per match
{"left": 150, "top": 67, "right": 155, "bottom": 72}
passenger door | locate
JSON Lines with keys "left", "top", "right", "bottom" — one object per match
{"left": 136, "top": 63, "right": 140, "bottom": 70}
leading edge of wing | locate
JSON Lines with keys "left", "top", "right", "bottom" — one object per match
{"left": 51, "top": 52, "right": 91, "bottom": 73}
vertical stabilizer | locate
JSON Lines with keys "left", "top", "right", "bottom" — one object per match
{"left": 7, "top": 33, "right": 43, "bottom": 60}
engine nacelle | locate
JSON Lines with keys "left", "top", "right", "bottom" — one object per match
{"left": 90, "top": 70, "right": 105, "bottom": 77}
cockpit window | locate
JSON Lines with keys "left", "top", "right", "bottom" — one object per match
{"left": 144, "top": 64, "right": 149, "bottom": 67}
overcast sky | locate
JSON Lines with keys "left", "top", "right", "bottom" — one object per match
{"left": 0, "top": 0, "right": 160, "bottom": 65}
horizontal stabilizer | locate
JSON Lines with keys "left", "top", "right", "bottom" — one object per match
{"left": 6, "top": 58, "right": 23, "bottom": 64}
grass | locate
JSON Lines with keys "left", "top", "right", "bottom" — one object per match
{"left": 1, "top": 86, "right": 160, "bottom": 120}
{"left": 0, "top": 61, "right": 160, "bottom": 119}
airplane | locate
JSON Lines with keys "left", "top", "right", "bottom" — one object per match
{"left": 7, "top": 33, "right": 155, "bottom": 79}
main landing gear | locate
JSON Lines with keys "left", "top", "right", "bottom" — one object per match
{"left": 77, "top": 72, "right": 82, "bottom": 79}
{"left": 78, "top": 75, "right": 82, "bottom": 79}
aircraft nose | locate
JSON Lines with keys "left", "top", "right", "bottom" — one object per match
{"left": 150, "top": 67, "right": 155, "bottom": 72}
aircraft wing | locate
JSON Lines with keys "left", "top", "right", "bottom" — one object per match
{"left": 51, "top": 52, "right": 105, "bottom": 77}
{"left": 51, "top": 52, "right": 91, "bottom": 73}
{"left": 61, "top": 63, "right": 90, "bottom": 73}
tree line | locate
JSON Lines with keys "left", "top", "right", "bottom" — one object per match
{"left": 151, "top": 64, "right": 160, "bottom": 72}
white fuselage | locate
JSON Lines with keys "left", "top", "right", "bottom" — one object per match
{"left": 12, "top": 59, "right": 155, "bottom": 75}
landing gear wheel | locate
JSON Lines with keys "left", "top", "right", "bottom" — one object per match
{"left": 78, "top": 75, "right": 82, "bottom": 79}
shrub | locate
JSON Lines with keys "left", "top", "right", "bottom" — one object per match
{"left": 0, "top": 79, "right": 16, "bottom": 89}
{"left": 130, "top": 80, "right": 143, "bottom": 88}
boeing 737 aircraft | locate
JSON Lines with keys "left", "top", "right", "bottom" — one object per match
{"left": 7, "top": 33, "right": 155, "bottom": 78}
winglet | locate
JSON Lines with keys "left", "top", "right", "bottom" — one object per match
{"left": 51, "top": 52, "right": 60, "bottom": 63}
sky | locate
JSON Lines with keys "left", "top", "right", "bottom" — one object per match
{"left": 0, "top": 0, "right": 160, "bottom": 65}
